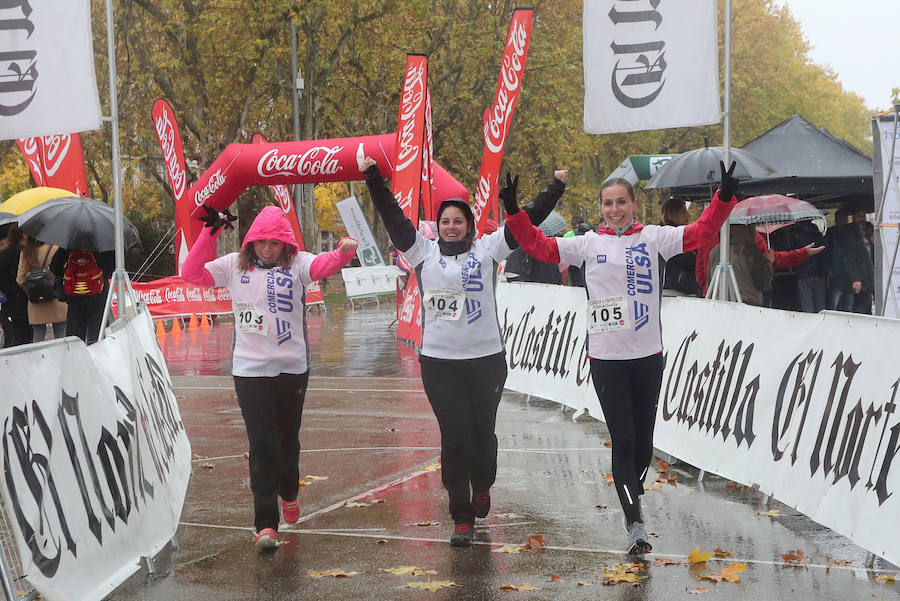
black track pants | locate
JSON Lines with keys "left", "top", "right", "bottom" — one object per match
{"left": 233, "top": 372, "right": 309, "bottom": 532}
{"left": 590, "top": 354, "right": 664, "bottom": 525}
{"left": 419, "top": 352, "right": 507, "bottom": 523}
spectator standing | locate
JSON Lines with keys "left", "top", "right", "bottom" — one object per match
{"left": 824, "top": 208, "right": 853, "bottom": 311}
{"left": 707, "top": 224, "right": 773, "bottom": 307}
{"left": 660, "top": 198, "right": 700, "bottom": 297}
{"left": 16, "top": 236, "right": 67, "bottom": 342}
{"left": 843, "top": 208, "right": 875, "bottom": 314}
{"left": 0, "top": 226, "right": 31, "bottom": 347}
{"left": 788, "top": 221, "right": 827, "bottom": 312}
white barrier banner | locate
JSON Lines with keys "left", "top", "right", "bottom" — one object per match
{"left": 873, "top": 118, "right": 900, "bottom": 317}
{"left": 336, "top": 196, "right": 384, "bottom": 267}
{"left": 497, "top": 282, "right": 602, "bottom": 420}
{"left": 656, "top": 299, "right": 900, "bottom": 565}
{"left": 583, "top": 0, "right": 720, "bottom": 134}
{"left": 341, "top": 265, "right": 402, "bottom": 299}
{"left": 0, "top": 0, "right": 102, "bottom": 140}
{"left": 497, "top": 284, "right": 900, "bottom": 565}
{"left": 0, "top": 309, "right": 192, "bottom": 601}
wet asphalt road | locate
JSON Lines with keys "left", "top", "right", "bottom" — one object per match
{"left": 106, "top": 305, "right": 898, "bottom": 600}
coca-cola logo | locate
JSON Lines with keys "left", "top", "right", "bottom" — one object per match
{"left": 396, "top": 62, "right": 426, "bottom": 172}
{"left": 41, "top": 135, "right": 72, "bottom": 177}
{"left": 484, "top": 22, "right": 528, "bottom": 154}
{"left": 18, "top": 137, "right": 45, "bottom": 184}
{"left": 257, "top": 146, "right": 343, "bottom": 179}
{"left": 194, "top": 169, "right": 226, "bottom": 207}
{"left": 164, "top": 287, "right": 186, "bottom": 303}
{"left": 155, "top": 107, "right": 187, "bottom": 200}
{"left": 272, "top": 185, "right": 292, "bottom": 213}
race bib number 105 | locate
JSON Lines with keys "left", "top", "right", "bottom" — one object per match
{"left": 586, "top": 296, "right": 630, "bottom": 334}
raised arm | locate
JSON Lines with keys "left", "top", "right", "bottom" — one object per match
{"left": 501, "top": 170, "right": 568, "bottom": 249}
{"left": 180, "top": 205, "right": 235, "bottom": 287}
{"left": 309, "top": 237, "right": 359, "bottom": 280}
{"left": 501, "top": 182, "right": 562, "bottom": 264}
{"left": 359, "top": 156, "right": 417, "bottom": 252}
{"left": 682, "top": 161, "right": 739, "bottom": 251}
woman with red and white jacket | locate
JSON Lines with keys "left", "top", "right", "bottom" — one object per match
{"left": 182, "top": 205, "right": 358, "bottom": 549}
{"left": 502, "top": 163, "right": 740, "bottom": 555}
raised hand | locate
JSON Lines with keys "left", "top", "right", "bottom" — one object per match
{"left": 719, "top": 160, "right": 739, "bottom": 201}
{"left": 338, "top": 237, "right": 359, "bottom": 253}
{"left": 498, "top": 172, "right": 520, "bottom": 215}
{"left": 554, "top": 169, "right": 569, "bottom": 184}
{"left": 198, "top": 204, "right": 237, "bottom": 234}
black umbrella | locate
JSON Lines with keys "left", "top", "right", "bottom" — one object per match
{"left": 644, "top": 144, "right": 775, "bottom": 191}
{"left": 16, "top": 196, "right": 140, "bottom": 252}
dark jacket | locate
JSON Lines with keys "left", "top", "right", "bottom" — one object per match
{"left": 789, "top": 221, "right": 825, "bottom": 279}
{"left": 840, "top": 222, "right": 875, "bottom": 292}
{"left": 708, "top": 225, "right": 773, "bottom": 306}
{"left": 505, "top": 247, "right": 562, "bottom": 284}
{"left": 662, "top": 249, "right": 700, "bottom": 295}
{"left": 0, "top": 244, "right": 27, "bottom": 313}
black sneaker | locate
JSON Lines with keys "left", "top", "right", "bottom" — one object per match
{"left": 449, "top": 522, "right": 475, "bottom": 547}
{"left": 472, "top": 489, "right": 491, "bottom": 518}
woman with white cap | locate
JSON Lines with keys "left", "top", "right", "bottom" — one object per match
{"left": 359, "top": 155, "right": 567, "bottom": 546}
{"left": 181, "top": 205, "right": 358, "bottom": 549}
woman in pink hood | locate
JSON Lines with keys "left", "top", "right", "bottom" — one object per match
{"left": 182, "top": 205, "right": 358, "bottom": 549}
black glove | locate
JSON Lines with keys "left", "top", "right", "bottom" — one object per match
{"left": 719, "top": 160, "right": 739, "bottom": 201}
{"left": 499, "top": 172, "right": 520, "bottom": 215}
{"left": 198, "top": 204, "right": 237, "bottom": 234}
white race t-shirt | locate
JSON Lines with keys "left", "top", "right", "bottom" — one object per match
{"left": 205, "top": 252, "right": 316, "bottom": 376}
{"left": 557, "top": 225, "right": 684, "bottom": 360}
{"left": 403, "top": 230, "right": 514, "bottom": 360}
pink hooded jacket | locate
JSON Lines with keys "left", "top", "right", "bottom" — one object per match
{"left": 182, "top": 206, "right": 356, "bottom": 287}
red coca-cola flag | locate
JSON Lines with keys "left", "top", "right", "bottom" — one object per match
{"left": 16, "top": 134, "right": 90, "bottom": 196}
{"left": 151, "top": 99, "right": 195, "bottom": 270}
{"left": 252, "top": 133, "right": 306, "bottom": 251}
{"left": 421, "top": 87, "right": 435, "bottom": 221}
{"left": 472, "top": 8, "right": 534, "bottom": 235}
{"left": 393, "top": 54, "right": 428, "bottom": 226}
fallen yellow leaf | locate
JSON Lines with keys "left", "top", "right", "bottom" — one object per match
{"left": 602, "top": 563, "right": 643, "bottom": 585}
{"left": 305, "top": 475, "right": 328, "bottom": 481}
{"left": 496, "top": 545, "right": 524, "bottom": 553}
{"left": 756, "top": 509, "right": 782, "bottom": 518}
{"left": 688, "top": 547, "right": 714, "bottom": 564}
{"left": 419, "top": 461, "right": 442, "bottom": 472}
{"left": 654, "top": 557, "right": 684, "bottom": 566}
{"left": 308, "top": 568, "right": 359, "bottom": 578}
{"left": 403, "top": 580, "right": 458, "bottom": 591}
{"left": 344, "top": 502, "right": 369, "bottom": 508}
{"left": 689, "top": 587, "right": 712, "bottom": 594}
{"left": 499, "top": 583, "right": 537, "bottom": 591}
{"left": 781, "top": 548, "right": 808, "bottom": 564}
{"left": 604, "top": 473, "right": 615, "bottom": 485}
{"left": 875, "top": 574, "right": 896, "bottom": 583}
{"left": 714, "top": 548, "right": 733, "bottom": 557}
{"left": 384, "top": 566, "right": 438, "bottom": 576}
{"left": 720, "top": 563, "right": 747, "bottom": 582}
{"left": 413, "top": 520, "right": 439, "bottom": 526}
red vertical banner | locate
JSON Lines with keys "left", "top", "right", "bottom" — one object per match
{"left": 472, "top": 8, "right": 534, "bottom": 235}
{"left": 421, "top": 87, "right": 435, "bottom": 221}
{"left": 16, "top": 134, "right": 90, "bottom": 196}
{"left": 252, "top": 133, "right": 305, "bottom": 251}
{"left": 151, "top": 99, "right": 194, "bottom": 270}
{"left": 393, "top": 53, "right": 428, "bottom": 227}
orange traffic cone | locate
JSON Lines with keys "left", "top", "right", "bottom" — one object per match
{"left": 199, "top": 313, "right": 211, "bottom": 331}
{"left": 188, "top": 313, "right": 199, "bottom": 330}
{"left": 171, "top": 317, "right": 183, "bottom": 334}
{"left": 155, "top": 320, "right": 166, "bottom": 341}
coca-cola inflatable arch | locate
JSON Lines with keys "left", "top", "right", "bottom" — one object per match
{"left": 181, "top": 134, "right": 468, "bottom": 244}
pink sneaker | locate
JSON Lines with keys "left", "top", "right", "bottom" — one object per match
{"left": 254, "top": 527, "right": 278, "bottom": 549}
{"left": 282, "top": 498, "right": 300, "bottom": 524}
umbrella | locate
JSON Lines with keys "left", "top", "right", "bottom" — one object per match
{"left": 16, "top": 196, "right": 140, "bottom": 252}
{"left": 0, "top": 186, "right": 77, "bottom": 225}
{"left": 728, "top": 194, "right": 823, "bottom": 226}
{"left": 644, "top": 145, "right": 775, "bottom": 190}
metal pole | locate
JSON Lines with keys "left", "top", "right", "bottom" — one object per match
{"left": 105, "top": 0, "right": 124, "bottom": 273}
{"left": 290, "top": 4, "right": 305, "bottom": 229}
{"left": 709, "top": 0, "right": 740, "bottom": 302}
{"left": 877, "top": 106, "right": 900, "bottom": 315}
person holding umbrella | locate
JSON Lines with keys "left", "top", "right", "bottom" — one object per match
{"left": 181, "top": 204, "right": 359, "bottom": 549}
{"left": 0, "top": 225, "right": 31, "bottom": 346}
{"left": 501, "top": 162, "right": 739, "bottom": 555}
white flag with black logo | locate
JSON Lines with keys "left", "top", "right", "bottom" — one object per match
{"left": 583, "top": 0, "right": 720, "bottom": 134}
{"left": 0, "top": 0, "right": 101, "bottom": 140}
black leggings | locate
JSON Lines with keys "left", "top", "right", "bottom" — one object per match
{"left": 419, "top": 352, "right": 507, "bottom": 523}
{"left": 590, "top": 354, "right": 664, "bottom": 525}
{"left": 233, "top": 372, "right": 309, "bottom": 532}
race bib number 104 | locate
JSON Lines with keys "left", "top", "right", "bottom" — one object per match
{"left": 423, "top": 289, "right": 464, "bottom": 321}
